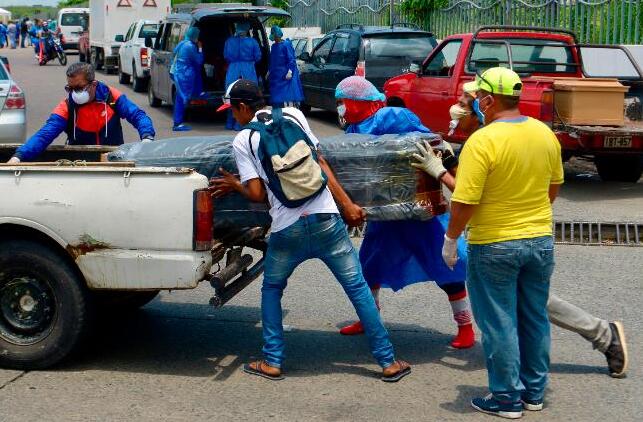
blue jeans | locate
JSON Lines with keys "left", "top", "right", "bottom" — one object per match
{"left": 262, "top": 213, "right": 395, "bottom": 369}
{"left": 467, "top": 236, "right": 554, "bottom": 403}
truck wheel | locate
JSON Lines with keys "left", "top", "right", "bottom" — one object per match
{"left": 93, "top": 290, "right": 160, "bottom": 311}
{"left": 148, "top": 83, "right": 162, "bottom": 107}
{"left": 0, "top": 240, "right": 92, "bottom": 370}
{"left": 595, "top": 154, "right": 643, "bottom": 183}
{"left": 118, "top": 63, "right": 130, "bottom": 85}
{"left": 132, "top": 62, "right": 147, "bottom": 92}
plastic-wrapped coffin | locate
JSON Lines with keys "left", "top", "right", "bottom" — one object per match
{"left": 107, "top": 131, "right": 446, "bottom": 230}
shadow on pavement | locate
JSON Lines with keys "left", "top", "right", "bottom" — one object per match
{"left": 57, "top": 303, "right": 485, "bottom": 381}
{"left": 439, "top": 384, "right": 488, "bottom": 414}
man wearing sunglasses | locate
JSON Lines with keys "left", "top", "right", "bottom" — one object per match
{"left": 7, "top": 63, "right": 155, "bottom": 163}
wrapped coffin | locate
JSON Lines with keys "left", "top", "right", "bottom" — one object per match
{"left": 108, "top": 132, "right": 447, "bottom": 230}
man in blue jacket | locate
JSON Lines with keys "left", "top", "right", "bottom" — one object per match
{"left": 8, "top": 63, "right": 155, "bottom": 163}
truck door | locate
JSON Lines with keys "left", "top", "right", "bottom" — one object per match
{"left": 410, "top": 39, "right": 463, "bottom": 135}
{"left": 121, "top": 23, "right": 136, "bottom": 74}
{"left": 299, "top": 35, "right": 334, "bottom": 108}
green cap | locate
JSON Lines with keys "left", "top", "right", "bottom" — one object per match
{"left": 466, "top": 67, "right": 523, "bottom": 97}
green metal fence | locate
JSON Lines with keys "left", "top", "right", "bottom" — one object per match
{"left": 284, "top": 0, "right": 643, "bottom": 44}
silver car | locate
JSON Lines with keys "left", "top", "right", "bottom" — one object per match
{"left": 0, "top": 58, "right": 27, "bottom": 144}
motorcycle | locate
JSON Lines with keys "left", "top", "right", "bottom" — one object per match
{"left": 38, "top": 32, "right": 67, "bottom": 66}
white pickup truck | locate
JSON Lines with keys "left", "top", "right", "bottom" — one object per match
{"left": 118, "top": 19, "right": 160, "bottom": 92}
{"left": 0, "top": 163, "right": 266, "bottom": 370}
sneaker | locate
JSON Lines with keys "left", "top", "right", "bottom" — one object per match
{"left": 339, "top": 321, "right": 364, "bottom": 336}
{"left": 521, "top": 398, "right": 544, "bottom": 411}
{"left": 605, "top": 321, "right": 628, "bottom": 378}
{"left": 471, "top": 394, "right": 523, "bottom": 419}
{"left": 172, "top": 123, "right": 192, "bottom": 132}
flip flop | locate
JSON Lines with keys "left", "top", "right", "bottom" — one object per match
{"left": 381, "top": 360, "right": 411, "bottom": 383}
{"left": 243, "top": 360, "right": 284, "bottom": 381}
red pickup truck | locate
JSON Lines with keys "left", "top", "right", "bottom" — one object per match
{"left": 384, "top": 26, "right": 643, "bottom": 182}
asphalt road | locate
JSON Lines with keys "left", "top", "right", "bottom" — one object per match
{"left": 0, "top": 48, "right": 642, "bottom": 421}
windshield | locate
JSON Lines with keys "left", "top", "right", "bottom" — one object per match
{"left": 139, "top": 24, "right": 159, "bottom": 39}
{"left": 468, "top": 38, "right": 576, "bottom": 74}
{"left": 364, "top": 34, "right": 435, "bottom": 64}
{"left": 60, "top": 13, "right": 83, "bottom": 26}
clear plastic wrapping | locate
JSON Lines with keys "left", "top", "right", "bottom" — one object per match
{"left": 108, "top": 132, "right": 446, "bottom": 229}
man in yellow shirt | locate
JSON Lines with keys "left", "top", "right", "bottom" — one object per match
{"left": 445, "top": 67, "right": 563, "bottom": 419}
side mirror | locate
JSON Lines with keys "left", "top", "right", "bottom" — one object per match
{"left": 409, "top": 62, "right": 421, "bottom": 74}
{"left": 144, "top": 36, "right": 152, "bottom": 48}
{"left": 115, "top": 34, "right": 124, "bottom": 43}
{"left": 299, "top": 52, "right": 311, "bottom": 62}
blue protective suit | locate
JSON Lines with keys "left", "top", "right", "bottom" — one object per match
{"left": 0, "top": 24, "right": 7, "bottom": 47}
{"left": 268, "top": 39, "right": 304, "bottom": 105}
{"left": 223, "top": 34, "right": 261, "bottom": 129}
{"left": 171, "top": 38, "right": 204, "bottom": 126}
{"left": 350, "top": 107, "right": 468, "bottom": 291}
{"left": 223, "top": 35, "right": 261, "bottom": 86}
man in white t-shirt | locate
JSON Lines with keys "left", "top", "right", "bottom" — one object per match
{"left": 211, "top": 80, "right": 410, "bottom": 382}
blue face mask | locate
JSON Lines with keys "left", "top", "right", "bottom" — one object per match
{"left": 472, "top": 98, "right": 485, "bottom": 125}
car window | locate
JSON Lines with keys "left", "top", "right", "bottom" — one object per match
{"left": 295, "top": 40, "right": 307, "bottom": 57}
{"left": 168, "top": 23, "right": 182, "bottom": 51}
{"left": 160, "top": 23, "right": 173, "bottom": 51}
{"left": 364, "top": 34, "right": 435, "bottom": 66}
{"left": 328, "top": 33, "right": 359, "bottom": 66}
{"left": 312, "top": 36, "right": 334, "bottom": 64}
{"left": 468, "top": 38, "right": 576, "bottom": 74}
{"left": 139, "top": 24, "right": 159, "bottom": 39}
{"left": 0, "top": 64, "right": 8, "bottom": 80}
{"left": 60, "top": 13, "right": 83, "bottom": 26}
{"left": 125, "top": 24, "right": 135, "bottom": 42}
{"left": 424, "top": 39, "right": 462, "bottom": 77}
{"left": 312, "top": 38, "right": 323, "bottom": 49}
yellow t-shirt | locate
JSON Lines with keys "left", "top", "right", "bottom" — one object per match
{"left": 451, "top": 116, "right": 564, "bottom": 244}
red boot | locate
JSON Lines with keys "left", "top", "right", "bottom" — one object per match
{"left": 339, "top": 321, "right": 365, "bottom": 336}
{"left": 451, "top": 323, "right": 475, "bottom": 349}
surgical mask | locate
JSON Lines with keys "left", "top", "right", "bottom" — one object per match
{"left": 71, "top": 89, "right": 90, "bottom": 105}
{"left": 472, "top": 98, "right": 485, "bottom": 125}
{"left": 337, "top": 104, "right": 346, "bottom": 117}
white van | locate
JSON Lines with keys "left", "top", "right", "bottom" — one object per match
{"left": 57, "top": 7, "right": 90, "bottom": 50}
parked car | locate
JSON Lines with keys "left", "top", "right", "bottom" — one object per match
{"left": 0, "top": 59, "right": 26, "bottom": 144}
{"left": 293, "top": 35, "right": 325, "bottom": 73}
{"left": 57, "top": 7, "right": 89, "bottom": 50}
{"left": 297, "top": 24, "right": 437, "bottom": 117}
{"left": 384, "top": 26, "right": 643, "bottom": 182}
{"left": 118, "top": 20, "right": 160, "bottom": 92}
{"left": 148, "top": 5, "right": 288, "bottom": 111}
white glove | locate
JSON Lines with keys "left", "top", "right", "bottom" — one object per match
{"left": 442, "top": 234, "right": 458, "bottom": 270}
{"left": 411, "top": 140, "right": 447, "bottom": 180}
{"left": 141, "top": 137, "right": 154, "bottom": 143}
{"left": 442, "top": 141, "right": 454, "bottom": 156}
{"left": 7, "top": 156, "right": 20, "bottom": 164}
{"left": 285, "top": 69, "right": 293, "bottom": 80}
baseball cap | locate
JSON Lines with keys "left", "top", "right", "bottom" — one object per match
{"left": 464, "top": 67, "right": 523, "bottom": 97}
{"left": 216, "top": 79, "right": 263, "bottom": 112}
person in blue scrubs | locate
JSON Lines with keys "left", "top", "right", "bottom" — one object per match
{"left": 170, "top": 27, "right": 204, "bottom": 132}
{"left": 335, "top": 76, "right": 475, "bottom": 349}
{"left": 267, "top": 25, "right": 304, "bottom": 108}
{"left": 223, "top": 22, "right": 261, "bottom": 130}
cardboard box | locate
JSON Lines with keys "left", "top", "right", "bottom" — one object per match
{"left": 554, "top": 78, "right": 629, "bottom": 126}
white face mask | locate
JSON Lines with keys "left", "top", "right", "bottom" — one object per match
{"left": 71, "top": 89, "right": 90, "bottom": 105}
{"left": 337, "top": 104, "right": 346, "bottom": 117}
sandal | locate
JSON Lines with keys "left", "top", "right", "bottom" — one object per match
{"left": 243, "top": 360, "right": 284, "bottom": 381}
{"left": 381, "top": 360, "right": 411, "bottom": 383}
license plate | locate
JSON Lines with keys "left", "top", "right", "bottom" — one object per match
{"left": 604, "top": 136, "right": 632, "bottom": 148}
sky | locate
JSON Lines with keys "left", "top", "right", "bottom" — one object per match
{"left": 0, "top": 1, "right": 61, "bottom": 7}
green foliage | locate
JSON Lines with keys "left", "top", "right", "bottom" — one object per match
{"left": 400, "top": 0, "right": 449, "bottom": 23}
{"left": 58, "top": 0, "right": 88, "bottom": 7}
{"left": 4, "top": 6, "right": 58, "bottom": 20}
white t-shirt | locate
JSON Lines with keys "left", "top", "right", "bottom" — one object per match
{"left": 232, "top": 107, "right": 339, "bottom": 233}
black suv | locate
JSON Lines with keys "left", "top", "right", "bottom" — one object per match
{"left": 298, "top": 24, "right": 437, "bottom": 114}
